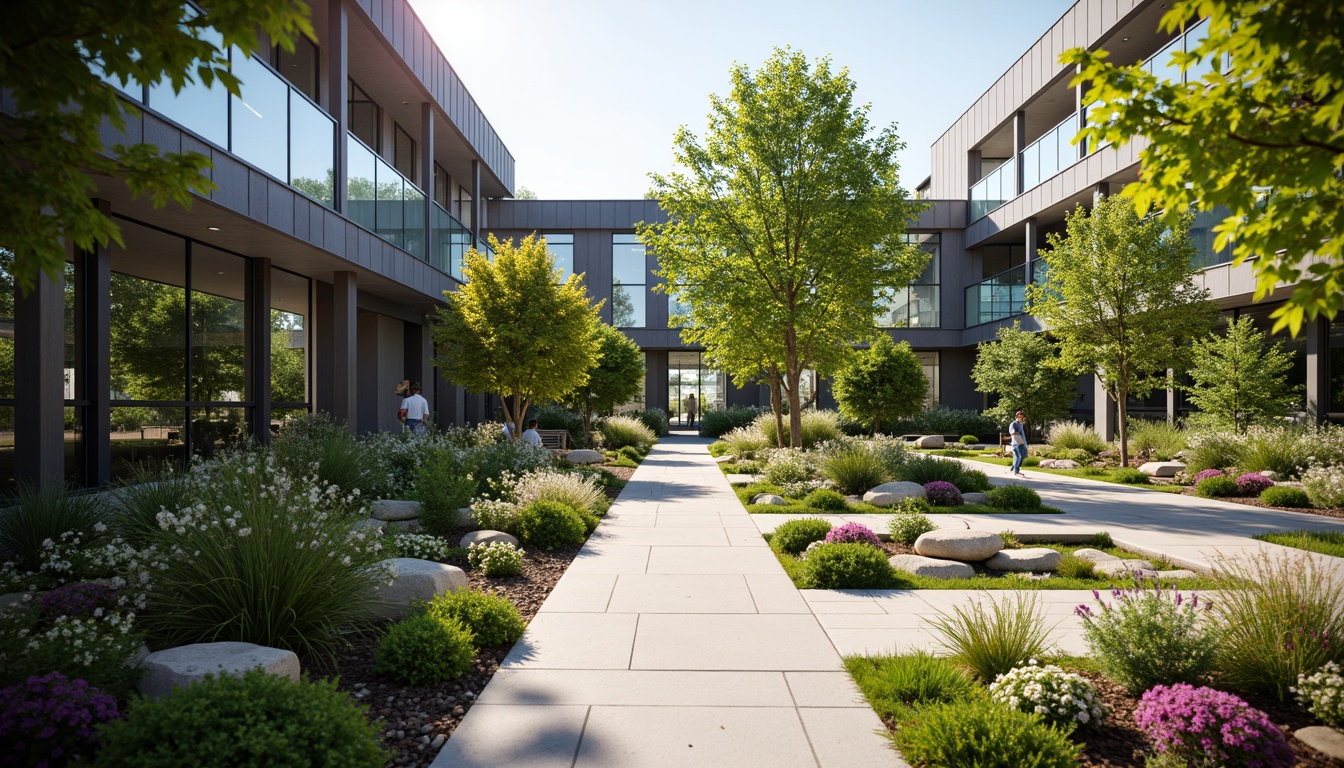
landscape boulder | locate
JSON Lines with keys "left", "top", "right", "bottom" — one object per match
{"left": 1093, "top": 559, "right": 1157, "bottom": 578}
{"left": 385, "top": 519, "right": 423, "bottom": 534}
{"left": 1039, "top": 459, "right": 1080, "bottom": 469}
{"left": 985, "top": 548, "right": 1063, "bottom": 573}
{"left": 565, "top": 449, "right": 605, "bottom": 465}
{"left": 889, "top": 554, "right": 975, "bottom": 580}
{"left": 138, "top": 642, "right": 299, "bottom": 700}
{"left": 1072, "top": 548, "right": 1121, "bottom": 564}
{"left": 1138, "top": 462, "right": 1185, "bottom": 478}
{"left": 862, "top": 481, "right": 927, "bottom": 508}
{"left": 455, "top": 507, "right": 476, "bottom": 527}
{"left": 961, "top": 492, "right": 989, "bottom": 505}
{"left": 914, "top": 435, "right": 945, "bottom": 449}
{"left": 913, "top": 530, "right": 1003, "bottom": 562}
{"left": 370, "top": 558, "right": 468, "bottom": 619}
{"left": 1295, "top": 727, "right": 1344, "bottom": 761}
{"left": 714, "top": 454, "right": 737, "bottom": 464}
{"left": 751, "top": 494, "right": 788, "bottom": 506}
{"left": 371, "top": 500, "right": 420, "bottom": 522}
{"left": 460, "top": 530, "right": 520, "bottom": 548}
{"left": 354, "top": 517, "right": 387, "bottom": 533}
{"left": 1156, "top": 569, "right": 1199, "bottom": 580}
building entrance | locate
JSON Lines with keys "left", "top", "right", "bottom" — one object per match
{"left": 667, "top": 351, "right": 725, "bottom": 427}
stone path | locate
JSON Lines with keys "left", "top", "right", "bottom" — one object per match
{"left": 431, "top": 435, "right": 905, "bottom": 768}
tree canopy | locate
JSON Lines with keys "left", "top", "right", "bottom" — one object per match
{"left": 1025, "top": 194, "right": 1217, "bottom": 466}
{"left": 564, "top": 323, "right": 645, "bottom": 444}
{"left": 831, "top": 336, "right": 927, "bottom": 435}
{"left": 0, "top": 0, "right": 313, "bottom": 295}
{"left": 970, "top": 322, "right": 1078, "bottom": 434}
{"left": 430, "top": 234, "right": 602, "bottom": 437}
{"left": 640, "top": 47, "right": 927, "bottom": 448}
{"left": 1187, "top": 317, "right": 1299, "bottom": 434}
{"left": 1064, "top": 0, "right": 1344, "bottom": 335}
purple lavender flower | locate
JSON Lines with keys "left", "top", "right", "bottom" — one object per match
{"left": 1074, "top": 604, "right": 1094, "bottom": 618}
{"left": 1134, "top": 684, "right": 1294, "bottom": 768}
{"left": 0, "top": 673, "right": 119, "bottom": 767}
{"left": 39, "top": 582, "right": 118, "bottom": 620}
{"left": 922, "top": 481, "right": 963, "bottom": 507}
{"left": 824, "top": 523, "right": 882, "bottom": 548}
{"left": 1193, "top": 469, "right": 1226, "bottom": 483}
{"left": 1234, "top": 473, "right": 1275, "bottom": 497}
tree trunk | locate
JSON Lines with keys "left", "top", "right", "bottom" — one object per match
{"left": 1116, "top": 389, "right": 1129, "bottom": 468}
{"left": 770, "top": 370, "right": 785, "bottom": 449}
{"left": 785, "top": 330, "right": 801, "bottom": 449}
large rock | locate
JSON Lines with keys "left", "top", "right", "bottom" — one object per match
{"left": 1295, "top": 726, "right": 1344, "bottom": 761}
{"left": 1138, "top": 462, "right": 1185, "bottom": 478}
{"left": 962, "top": 492, "right": 989, "bottom": 505}
{"left": 862, "top": 481, "right": 927, "bottom": 508}
{"left": 1156, "top": 569, "right": 1199, "bottom": 580}
{"left": 455, "top": 507, "right": 476, "bottom": 527}
{"left": 751, "top": 494, "right": 788, "bottom": 506}
{"left": 370, "top": 558, "right": 468, "bottom": 620}
{"left": 985, "top": 548, "right": 1063, "bottom": 573}
{"left": 1093, "top": 559, "right": 1157, "bottom": 578}
{"left": 385, "top": 519, "right": 423, "bottom": 534}
{"left": 371, "top": 499, "right": 421, "bottom": 522}
{"left": 914, "top": 530, "right": 1003, "bottom": 562}
{"left": 889, "top": 554, "right": 975, "bottom": 580}
{"left": 0, "top": 592, "right": 37, "bottom": 613}
{"left": 354, "top": 517, "right": 387, "bottom": 533}
{"left": 460, "top": 530, "right": 519, "bottom": 548}
{"left": 1072, "top": 548, "right": 1121, "bottom": 564}
{"left": 914, "top": 435, "right": 945, "bottom": 449}
{"left": 566, "top": 449, "right": 605, "bottom": 465}
{"left": 138, "top": 642, "right": 299, "bottom": 700}
{"left": 1039, "top": 459, "right": 1080, "bottom": 469}
{"left": 714, "top": 454, "right": 736, "bottom": 464}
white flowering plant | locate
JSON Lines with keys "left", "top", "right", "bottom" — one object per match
{"left": 466, "top": 541, "right": 524, "bottom": 577}
{"left": 513, "top": 469, "right": 607, "bottom": 516}
{"left": 0, "top": 608, "right": 144, "bottom": 697}
{"left": 1301, "top": 465, "right": 1344, "bottom": 509}
{"left": 387, "top": 533, "right": 453, "bottom": 562}
{"left": 988, "top": 660, "right": 1108, "bottom": 730}
{"left": 0, "top": 529, "right": 161, "bottom": 613}
{"left": 762, "top": 449, "right": 816, "bottom": 486}
{"left": 1293, "top": 661, "right": 1344, "bottom": 728}
{"left": 471, "top": 499, "right": 520, "bottom": 534}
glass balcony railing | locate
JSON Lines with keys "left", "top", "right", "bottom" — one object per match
{"left": 965, "top": 263, "right": 1028, "bottom": 327}
{"left": 346, "top": 134, "right": 425, "bottom": 259}
{"left": 1021, "top": 113, "right": 1080, "bottom": 192}
{"left": 969, "top": 158, "right": 1015, "bottom": 221}
{"left": 430, "top": 201, "right": 472, "bottom": 280}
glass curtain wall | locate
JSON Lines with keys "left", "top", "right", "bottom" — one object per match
{"left": 545, "top": 234, "right": 574, "bottom": 282}
{"left": 270, "top": 268, "right": 310, "bottom": 427}
{"left": 667, "top": 351, "right": 726, "bottom": 426}
{"left": 612, "top": 234, "right": 646, "bottom": 328}
{"left": 878, "top": 234, "right": 940, "bottom": 327}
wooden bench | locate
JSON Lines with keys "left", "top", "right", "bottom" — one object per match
{"left": 536, "top": 429, "right": 568, "bottom": 450}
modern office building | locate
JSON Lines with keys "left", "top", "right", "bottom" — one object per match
{"left": 3, "top": 0, "right": 1340, "bottom": 488}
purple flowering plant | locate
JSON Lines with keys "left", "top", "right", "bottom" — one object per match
{"left": 40, "top": 582, "right": 118, "bottom": 620}
{"left": 1134, "top": 684, "right": 1294, "bottom": 768}
{"left": 824, "top": 522, "right": 881, "bottom": 548}
{"left": 1234, "top": 473, "right": 1275, "bottom": 497}
{"left": 923, "top": 481, "right": 963, "bottom": 507}
{"left": 1193, "top": 469, "right": 1226, "bottom": 483}
{"left": 0, "top": 672, "right": 119, "bottom": 768}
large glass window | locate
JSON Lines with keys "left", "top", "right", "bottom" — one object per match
{"left": 612, "top": 234, "right": 646, "bottom": 328}
{"left": 271, "top": 268, "right": 309, "bottom": 410}
{"left": 1189, "top": 204, "right": 1234, "bottom": 270}
{"left": 667, "top": 287, "right": 692, "bottom": 329}
{"left": 348, "top": 79, "right": 380, "bottom": 150}
{"left": 544, "top": 234, "right": 574, "bottom": 282}
{"left": 878, "top": 234, "right": 940, "bottom": 328}
{"left": 230, "top": 50, "right": 289, "bottom": 181}
{"left": 190, "top": 246, "right": 246, "bottom": 403}
{"left": 916, "top": 351, "right": 940, "bottom": 409}
{"left": 289, "top": 91, "right": 335, "bottom": 208}
{"left": 273, "top": 35, "right": 318, "bottom": 103}
{"left": 346, "top": 135, "right": 377, "bottom": 231}
{"left": 394, "top": 125, "right": 418, "bottom": 186}
{"left": 668, "top": 351, "right": 725, "bottom": 426}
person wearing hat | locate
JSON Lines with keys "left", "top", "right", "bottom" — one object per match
{"left": 1008, "top": 410, "right": 1028, "bottom": 477}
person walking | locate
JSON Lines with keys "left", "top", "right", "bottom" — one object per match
{"left": 683, "top": 393, "right": 698, "bottom": 428}
{"left": 1008, "top": 410, "right": 1028, "bottom": 477}
{"left": 400, "top": 383, "right": 430, "bottom": 437}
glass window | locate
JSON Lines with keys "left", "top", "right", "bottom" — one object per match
{"left": 271, "top": 268, "right": 308, "bottom": 407}
{"left": 147, "top": 11, "right": 227, "bottom": 147}
{"left": 110, "top": 223, "right": 188, "bottom": 402}
{"left": 190, "top": 246, "right": 246, "bottom": 403}
{"left": 346, "top": 135, "right": 377, "bottom": 231}
{"left": 916, "top": 351, "right": 939, "bottom": 409}
{"left": 1022, "top": 142, "right": 1040, "bottom": 191}
{"left": 667, "top": 289, "right": 692, "bottom": 329}
{"left": 1329, "top": 316, "right": 1344, "bottom": 414}
{"left": 544, "top": 234, "right": 574, "bottom": 282}
{"left": 230, "top": 50, "right": 289, "bottom": 180}
{"left": 348, "top": 79, "right": 379, "bottom": 150}
{"left": 458, "top": 187, "right": 472, "bottom": 229}
{"left": 110, "top": 406, "right": 187, "bottom": 479}
{"left": 394, "top": 125, "right": 417, "bottom": 185}
{"left": 612, "top": 234, "right": 646, "bottom": 328}
{"left": 289, "top": 90, "right": 335, "bottom": 207}
{"left": 375, "top": 156, "right": 404, "bottom": 246}
{"left": 434, "top": 164, "right": 449, "bottom": 209}
{"left": 274, "top": 35, "right": 318, "bottom": 103}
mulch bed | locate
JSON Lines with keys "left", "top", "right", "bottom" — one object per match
{"left": 306, "top": 464, "right": 633, "bottom": 768}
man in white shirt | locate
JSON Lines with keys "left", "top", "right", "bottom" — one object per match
{"left": 400, "top": 383, "right": 430, "bottom": 436}
{"left": 521, "top": 419, "right": 543, "bottom": 447}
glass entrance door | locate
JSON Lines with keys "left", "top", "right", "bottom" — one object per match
{"left": 668, "top": 351, "right": 725, "bottom": 427}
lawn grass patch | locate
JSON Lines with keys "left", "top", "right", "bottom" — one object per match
{"left": 844, "top": 653, "right": 980, "bottom": 723}
{"left": 733, "top": 482, "right": 1064, "bottom": 515}
{"left": 1251, "top": 530, "right": 1344, "bottom": 559}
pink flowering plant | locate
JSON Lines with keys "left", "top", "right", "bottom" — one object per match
{"left": 0, "top": 672, "right": 119, "bottom": 768}
{"left": 988, "top": 660, "right": 1108, "bottom": 730}
{"left": 1234, "top": 473, "right": 1275, "bottom": 496}
{"left": 1193, "top": 469, "right": 1226, "bottom": 483}
{"left": 923, "top": 481, "right": 963, "bottom": 507}
{"left": 39, "top": 582, "right": 119, "bottom": 620}
{"left": 824, "top": 522, "right": 881, "bottom": 547}
{"left": 1134, "top": 684, "right": 1294, "bottom": 768}
{"left": 1074, "top": 578, "right": 1219, "bottom": 694}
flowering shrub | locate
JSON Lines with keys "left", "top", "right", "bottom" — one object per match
{"left": 39, "top": 582, "right": 118, "bottom": 620}
{"left": 924, "top": 481, "right": 963, "bottom": 507}
{"left": 763, "top": 450, "right": 815, "bottom": 486}
{"left": 1193, "top": 468, "right": 1226, "bottom": 483}
{"left": 0, "top": 531, "right": 159, "bottom": 611}
{"left": 1293, "top": 662, "right": 1344, "bottom": 728}
{"left": 0, "top": 672, "right": 118, "bottom": 768}
{"left": 470, "top": 499, "right": 520, "bottom": 534}
{"left": 513, "top": 469, "right": 606, "bottom": 516}
{"left": 1075, "top": 580, "right": 1219, "bottom": 693}
{"left": 779, "top": 479, "right": 829, "bottom": 498}
{"left": 989, "top": 660, "right": 1107, "bottom": 730}
{"left": 1134, "top": 684, "right": 1294, "bottom": 768}
{"left": 889, "top": 511, "right": 937, "bottom": 546}
{"left": 0, "top": 609, "right": 145, "bottom": 697}
{"left": 1235, "top": 473, "right": 1275, "bottom": 497}
{"left": 387, "top": 534, "right": 453, "bottom": 561}
{"left": 466, "top": 541, "right": 524, "bottom": 577}
{"left": 1301, "top": 465, "right": 1344, "bottom": 508}
{"left": 824, "top": 522, "right": 881, "bottom": 547}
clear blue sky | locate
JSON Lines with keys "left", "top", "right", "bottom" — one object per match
{"left": 408, "top": 0, "right": 1078, "bottom": 200}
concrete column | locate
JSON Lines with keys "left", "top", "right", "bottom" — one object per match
{"left": 1306, "top": 315, "right": 1330, "bottom": 423}
{"left": 78, "top": 205, "right": 112, "bottom": 486}
{"left": 967, "top": 149, "right": 983, "bottom": 186}
{"left": 1012, "top": 110, "right": 1026, "bottom": 196}
{"left": 470, "top": 159, "right": 482, "bottom": 248}
{"left": 1024, "top": 217, "right": 1039, "bottom": 285}
{"left": 1093, "top": 375, "right": 1115, "bottom": 441}
{"left": 1075, "top": 68, "right": 1089, "bottom": 160}
{"left": 247, "top": 258, "right": 272, "bottom": 443}
{"left": 326, "top": 0, "right": 348, "bottom": 212}
{"left": 14, "top": 266, "right": 66, "bottom": 486}
{"left": 331, "top": 271, "right": 358, "bottom": 427}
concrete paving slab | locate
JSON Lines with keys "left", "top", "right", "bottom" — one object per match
{"left": 607, "top": 574, "right": 758, "bottom": 614}
{"left": 824, "top": 627, "right": 940, "bottom": 657}
{"left": 574, "top": 706, "right": 819, "bottom": 768}
{"left": 814, "top": 613, "right": 933, "bottom": 630}
{"left": 427, "top": 704, "right": 588, "bottom": 768}
{"left": 800, "top": 707, "right": 908, "bottom": 768}
{"left": 746, "top": 573, "right": 812, "bottom": 614}
{"left": 655, "top": 514, "right": 732, "bottom": 528}
{"left": 563, "top": 545, "right": 651, "bottom": 575}
{"left": 646, "top": 545, "right": 783, "bottom": 574}
{"left": 476, "top": 669, "right": 795, "bottom": 707}
{"left": 502, "top": 613, "right": 638, "bottom": 669}
{"left": 588, "top": 527, "right": 731, "bottom": 546}
{"left": 538, "top": 573, "right": 618, "bottom": 613}
{"left": 785, "top": 671, "right": 870, "bottom": 708}
{"left": 632, "top": 614, "right": 841, "bottom": 671}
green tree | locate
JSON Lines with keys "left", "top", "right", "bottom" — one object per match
{"left": 430, "top": 234, "right": 602, "bottom": 437}
{"left": 270, "top": 309, "right": 307, "bottom": 404}
{"left": 564, "top": 323, "right": 645, "bottom": 445}
{"left": 0, "top": 1, "right": 313, "bottom": 295}
{"left": 1187, "top": 317, "right": 1299, "bottom": 434}
{"left": 831, "top": 336, "right": 927, "bottom": 435}
{"left": 970, "top": 322, "right": 1078, "bottom": 436}
{"left": 1025, "top": 195, "right": 1217, "bottom": 466}
{"left": 641, "top": 47, "right": 927, "bottom": 449}
{"left": 514, "top": 186, "right": 538, "bottom": 200}
{"left": 1064, "top": 0, "right": 1344, "bottom": 335}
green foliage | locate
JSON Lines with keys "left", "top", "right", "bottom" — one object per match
{"left": 270, "top": 414, "right": 379, "bottom": 495}
{"left": 887, "top": 511, "right": 936, "bottom": 546}
{"left": 414, "top": 459, "right": 477, "bottom": 538}
{"left": 466, "top": 541, "right": 524, "bottom": 577}
{"left": 1045, "top": 421, "right": 1108, "bottom": 454}
{"left": 1189, "top": 318, "right": 1300, "bottom": 433}
{"left": 755, "top": 411, "right": 842, "bottom": 449}
{"left": 721, "top": 425, "right": 771, "bottom": 457}
{"left": 888, "top": 407, "right": 998, "bottom": 437}
{"left": 1077, "top": 581, "right": 1220, "bottom": 694}
{"left": 927, "top": 593, "right": 1052, "bottom": 682}
{"left": 1253, "top": 530, "right": 1344, "bottom": 558}
{"left": 642, "top": 47, "right": 928, "bottom": 448}
{"left": 770, "top": 518, "right": 834, "bottom": 555}
{"left": 958, "top": 468, "right": 991, "bottom": 493}
{"left": 894, "top": 455, "right": 968, "bottom": 488}
{"left": 633, "top": 408, "right": 670, "bottom": 438}
{"left": 802, "top": 488, "right": 847, "bottom": 511}
{"left": 820, "top": 444, "right": 890, "bottom": 495}
{"left": 431, "top": 234, "right": 602, "bottom": 436}
{"left": 960, "top": 435, "right": 979, "bottom": 444}
{"left": 1055, "top": 555, "right": 1096, "bottom": 579}
{"left": 514, "top": 500, "right": 587, "bottom": 550}
{"left": 110, "top": 465, "right": 193, "bottom": 548}
{"left": 1258, "top": 487, "right": 1313, "bottom": 509}
{"left": 1066, "top": 0, "right": 1344, "bottom": 333}
{"left": 1027, "top": 195, "right": 1217, "bottom": 466}
{"left": 1195, "top": 476, "right": 1239, "bottom": 498}
{"left": 422, "top": 589, "right": 525, "bottom": 648}
{"left": 1236, "top": 427, "right": 1306, "bottom": 478}
{"left": 1127, "top": 420, "right": 1188, "bottom": 461}
{"left": 986, "top": 485, "right": 1042, "bottom": 511}
{"left": 373, "top": 614, "right": 476, "bottom": 685}
{"left": 1184, "top": 433, "right": 1244, "bottom": 474}
{"left": 598, "top": 415, "right": 657, "bottom": 451}
{"left": 832, "top": 336, "right": 928, "bottom": 433}
{"left": 843, "top": 652, "right": 979, "bottom": 722}
{"left": 762, "top": 450, "right": 815, "bottom": 486}
{"left": 93, "top": 670, "right": 387, "bottom": 768}
{"left": 707, "top": 441, "right": 731, "bottom": 457}
{"left": 971, "top": 322, "right": 1079, "bottom": 428}
{"left": 0, "top": 606, "right": 146, "bottom": 698}
{"left": 0, "top": 484, "right": 111, "bottom": 570}
{"left": 1112, "top": 468, "right": 1150, "bottom": 485}
{"left": 563, "top": 323, "right": 645, "bottom": 443}
{"left": 1215, "top": 551, "right": 1344, "bottom": 700}
{"left": 801, "top": 543, "right": 897, "bottom": 589}
{"left": 536, "top": 403, "right": 584, "bottom": 450}
{"left": 699, "top": 406, "right": 768, "bottom": 438}
{"left": 896, "top": 699, "right": 1081, "bottom": 768}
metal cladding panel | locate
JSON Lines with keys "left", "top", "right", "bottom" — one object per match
{"left": 211, "top": 154, "right": 249, "bottom": 213}
{"left": 248, "top": 171, "right": 268, "bottom": 221}
{"left": 143, "top": 113, "right": 181, "bottom": 155}
{"left": 269, "top": 184, "right": 295, "bottom": 236}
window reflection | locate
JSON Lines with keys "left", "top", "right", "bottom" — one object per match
{"left": 190, "top": 245, "right": 246, "bottom": 403}
{"left": 230, "top": 51, "right": 289, "bottom": 181}
{"left": 544, "top": 234, "right": 574, "bottom": 282}
{"left": 146, "top": 6, "right": 227, "bottom": 147}
{"left": 612, "top": 235, "right": 646, "bottom": 328}
{"left": 271, "top": 268, "right": 309, "bottom": 407}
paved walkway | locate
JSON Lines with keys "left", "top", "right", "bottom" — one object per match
{"left": 432, "top": 434, "right": 904, "bottom": 768}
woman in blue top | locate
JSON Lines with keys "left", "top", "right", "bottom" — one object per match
{"left": 1009, "top": 411, "right": 1028, "bottom": 477}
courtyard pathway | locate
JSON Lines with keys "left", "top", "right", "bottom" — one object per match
{"left": 430, "top": 434, "right": 905, "bottom": 768}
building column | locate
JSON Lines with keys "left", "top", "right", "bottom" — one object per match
{"left": 1012, "top": 110, "right": 1026, "bottom": 196}
{"left": 967, "top": 149, "right": 983, "bottom": 186}
{"left": 1024, "top": 217, "right": 1039, "bottom": 284}
{"left": 1075, "top": 69, "right": 1089, "bottom": 161}
{"left": 470, "top": 159, "right": 483, "bottom": 249}
{"left": 421, "top": 102, "right": 435, "bottom": 262}
{"left": 1093, "top": 375, "right": 1115, "bottom": 441}
{"left": 78, "top": 203, "right": 112, "bottom": 486}
{"left": 326, "top": 0, "right": 348, "bottom": 212}
{"left": 247, "top": 258, "right": 272, "bottom": 443}
{"left": 1306, "top": 315, "right": 1330, "bottom": 423}
{"left": 332, "top": 271, "right": 358, "bottom": 427}
{"left": 14, "top": 265, "right": 66, "bottom": 487}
